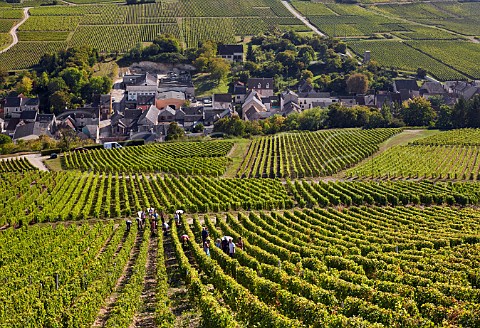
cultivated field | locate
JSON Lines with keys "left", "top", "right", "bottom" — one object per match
{"left": 2, "top": 128, "right": 480, "bottom": 327}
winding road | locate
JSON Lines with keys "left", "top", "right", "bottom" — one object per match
{"left": 0, "top": 7, "right": 31, "bottom": 55}
{"left": 281, "top": 1, "right": 326, "bottom": 37}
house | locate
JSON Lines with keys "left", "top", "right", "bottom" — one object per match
{"left": 448, "top": 81, "right": 480, "bottom": 100}
{"left": 242, "top": 90, "right": 269, "bottom": 121}
{"left": 5, "top": 118, "right": 20, "bottom": 136}
{"left": 137, "top": 105, "right": 160, "bottom": 132}
{"left": 4, "top": 96, "right": 39, "bottom": 118}
{"left": 80, "top": 125, "right": 100, "bottom": 143}
{"left": 136, "top": 95, "right": 156, "bottom": 111}
{"left": 233, "top": 82, "right": 247, "bottom": 103}
{"left": 374, "top": 92, "right": 402, "bottom": 109}
{"left": 156, "top": 90, "right": 186, "bottom": 110}
{"left": 13, "top": 122, "right": 37, "bottom": 141}
{"left": 283, "top": 102, "right": 302, "bottom": 116}
{"left": 56, "top": 108, "right": 100, "bottom": 131}
{"left": 92, "top": 94, "right": 112, "bottom": 120}
{"left": 158, "top": 106, "right": 176, "bottom": 123}
{"left": 204, "top": 108, "right": 232, "bottom": 126}
{"left": 181, "top": 107, "right": 203, "bottom": 128}
{"left": 35, "top": 114, "right": 56, "bottom": 136}
{"left": 247, "top": 78, "right": 274, "bottom": 97}
{"left": 338, "top": 97, "right": 357, "bottom": 107}
{"left": 157, "top": 71, "right": 195, "bottom": 98}
{"left": 393, "top": 79, "right": 420, "bottom": 93}
{"left": 125, "top": 72, "right": 157, "bottom": 102}
{"left": 110, "top": 111, "right": 129, "bottom": 137}
{"left": 213, "top": 94, "right": 232, "bottom": 109}
{"left": 298, "top": 92, "right": 332, "bottom": 110}
{"left": 280, "top": 90, "right": 298, "bottom": 110}
{"left": 297, "top": 80, "right": 315, "bottom": 93}
{"left": 217, "top": 44, "right": 244, "bottom": 62}
{"left": 19, "top": 110, "right": 38, "bottom": 123}
{"left": 419, "top": 82, "right": 446, "bottom": 97}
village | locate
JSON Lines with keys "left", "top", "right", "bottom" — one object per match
{"left": 1, "top": 43, "right": 480, "bottom": 144}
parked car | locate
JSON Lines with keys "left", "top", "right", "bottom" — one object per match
{"left": 49, "top": 153, "right": 58, "bottom": 159}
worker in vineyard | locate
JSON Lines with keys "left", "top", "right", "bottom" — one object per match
{"left": 126, "top": 218, "right": 132, "bottom": 232}
{"left": 221, "top": 237, "right": 229, "bottom": 254}
{"left": 150, "top": 216, "right": 156, "bottom": 236}
{"left": 215, "top": 238, "right": 221, "bottom": 248}
{"left": 228, "top": 238, "right": 236, "bottom": 258}
{"left": 181, "top": 234, "right": 190, "bottom": 249}
{"left": 163, "top": 220, "right": 169, "bottom": 235}
{"left": 204, "top": 237, "right": 210, "bottom": 257}
{"left": 236, "top": 237, "right": 244, "bottom": 251}
{"left": 201, "top": 226, "right": 209, "bottom": 244}
{"left": 136, "top": 213, "right": 142, "bottom": 231}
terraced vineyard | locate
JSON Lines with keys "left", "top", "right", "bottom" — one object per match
{"left": 237, "top": 128, "right": 401, "bottom": 178}
{"left": 63, "top": 140, "right": 234, "bottom": 175}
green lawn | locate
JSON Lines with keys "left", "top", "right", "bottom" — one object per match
{"left": 223, "top": 138, "right": 252, "bottom": 178}
{"left": 193, "top": 73, "right": 229, "bottom": 97}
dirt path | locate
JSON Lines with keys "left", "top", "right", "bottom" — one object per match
{"left": 0, "top": 7, "right": 31, "bottom": 54}
{"left": 281, "top": 1, "right": 325, "bottom": 37}
{"left": 163, "top": 233, "right": 201, "bottom": 328}
{"left": 130, "top": 234, "right": 158, "bottom": 328}
{"left": 92, "top": 230, "right": 143, "bottom": 328}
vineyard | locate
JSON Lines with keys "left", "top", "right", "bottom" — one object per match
{"left": 63, "top": 140, "right": 234, "bottom": 175}
{"left": 236, "top": 128, "right": 401, "bottom": 178}
{"left": 347, "top": 144, "right": 480, "bottom": 180}
{"left": 0, "top": 0, "right": 305, "bottom": 69}
{"left": 0, "top": 157, "right": 37, "bottom": 173}
{"left": 411, "top": 128, "right": 480, "bottom": 146}
{"left": 348, "top": 41, "right": 467, "bottom": 80}
{"left": 2, "top": 127, "right": 480, "bottom": 327}
{"left": 0, "top": 171, "right": 293, "bottom": 226}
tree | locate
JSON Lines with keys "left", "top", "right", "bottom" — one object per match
{"left": 436, "top": 104, "right": 453, "bottom": 130}
{"left": 0, "top": 134, "right": 12, "bottom": 145}
{"left": 48, "top": 77, "right": 68, "bottom": 94}
{"left": 416, "top": 67, "right": 427, "bottom": 79}
{"left": 346, "top": 73, "right": 369, "bottom": 95}
{"left": 166, "top": 122, "right": 184, "bottom": 141}
{"left": 246, "top": 43, "right": 256, "bottom": 62}
{"left": 60, "top": 67, "right": 86, "bottom": 93}
{"left": 210, "top": 58, "right": 230, "bottom": 84}
{"left": 50, "top": 90, "right": 71, "bottom": 114}
{"left": 153, "top": 34, "right": 181, "bottom": 53}
{"left": 0, "top": 68, "right": 7, "bottom": 86}
{"left": 401, "top": 97, "right": 435, "bottom": 126}
{"left": 58, "top": 127, "right": 78, "bottom": 151}
{"left": 192, "top": 123, "right": 204, "bottom": 133}
{"left": 16, "top": 76, "right": 33, "bottom": 95}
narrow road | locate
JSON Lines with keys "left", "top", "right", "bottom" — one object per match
{"left": 281, "top": 1, "right": 326, "bottom": 37}
{"left": 0, "top": 7, "right": 31, "bottom": 54}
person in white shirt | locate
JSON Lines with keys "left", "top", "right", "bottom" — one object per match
{"left": 228, "top": 238, "right": 235, "bottom": 258}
